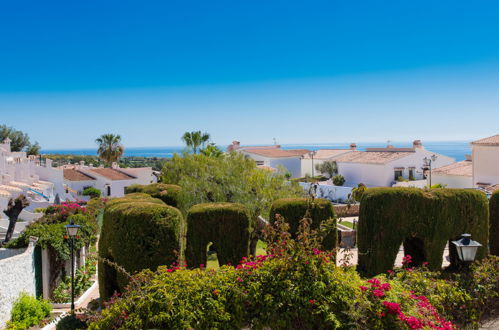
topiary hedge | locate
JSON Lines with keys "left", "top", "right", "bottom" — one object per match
{"left": 490, "top": 190, "right": 499, "bottom": 256}
{"left": 185, "top": 203, "right": 251, "bottom": 268}
{"left": 99, "top": 194, "right": 183, "bottom": 301}
{"left": 357, "top": 188, "right": 489, "bottom": 277}
{"left": 125, "top": 183, "right": 182, "bottom": 207}
{"left": 269, "top": 198, "right": 337, "bottom": 250}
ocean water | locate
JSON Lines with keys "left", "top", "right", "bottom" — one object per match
{"left": 42, "top": 141, "right": 471, "bottom": 161}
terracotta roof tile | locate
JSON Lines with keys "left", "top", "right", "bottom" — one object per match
{"left": 301, "top": 149, "right": 352, "bottom": 160}
{"left": 333, "top": 151, "right": 413, "bottom": 164}
{"left": 63, "top": 169, "right": 96, "bottom": 181}
{"left": 89, "top": 168, "right": 136, "bottom": 180}
{"left": 432, "top": 160, "right": 472, "bottom": 177}
{"left": 471, "top": 134, "right": 499, "bottom": 146}
{"left": 242, "top": 148, "right": 309, "bottom": 158}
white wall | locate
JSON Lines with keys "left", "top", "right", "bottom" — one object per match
{"left": 473, "top": 145, "right": 499, "bottom": 186}
{"left": 300, "top": 182, "right": 353, "bottom": 202}
{"left": 269, "top": 158, "right": 301, "bottom": 178}
{"left": 432, "top": 174, "right": 473, "bottom": 188}
{"left": 0, "top": 241, "right": 37, "bottom": 327}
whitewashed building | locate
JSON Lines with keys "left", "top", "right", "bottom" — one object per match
{"left": 300, "top": 147, "right": 354, "bottom": 177}
{"left": 471, "top": 134, "right": 499, "bottom": 193}
{"left": 431, "top": 157, "right": 473, "bottom": 188}
{"left": 332, "top": 140, "right": 454, "bottom": 187}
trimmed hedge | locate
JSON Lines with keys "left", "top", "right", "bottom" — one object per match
{"left": 186, "top": 203, "right": 251, "bottom": 268}
{"left": 357, "top": 188, "right": 489, "bottom": 276}
{"left": 269, "top": 198, "right": 337, "bottom": 250}
{"left": 125, "top": 183, "right": 182, "bottom": 207}
{"left": 490, "top": 190, "right": 499, "bottom": 256}
{"left": 99, "top": 194, "right": 183, "bottom": 301}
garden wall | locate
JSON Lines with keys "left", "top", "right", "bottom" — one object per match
{"left": 0, "top": 238, "right": 37, "bottom": 327}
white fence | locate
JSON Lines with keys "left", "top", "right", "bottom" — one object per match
{"left": 392, "top": 179, "right": 427, "bottom": 188}
{"left": 299, "top": 182, "right": 353, "bottom": 202}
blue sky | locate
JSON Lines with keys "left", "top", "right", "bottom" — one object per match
{"left": 1, "top": 0, "right": 498, "bottom": 148}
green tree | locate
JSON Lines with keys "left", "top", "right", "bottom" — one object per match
{"left": 95, "top": 134, "right": 124, "bottom": 166}
{"left": 315, "top": 160, "right": 338, "bottom": 178}
{"left": 351, "top": 183, "right": 367, "bottom": 202}
{"left": 26, "top": 142, "right": 41, "bottom": 156}
{"left": 0, "top": 124, "right": 35, "bottom": 152}
{"left": 181, "top": 131, "right": 210, "bottom": 154}
{"left": 333, "top": 174, "right": 345, "bottom": 186}
{"left": 200, "top": 143, "right": 223, "bottom": 157}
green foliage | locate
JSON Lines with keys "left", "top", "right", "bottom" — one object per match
{"left": 269, "top": 197, "right": 336, "bottom": 250}
{"left": 315, "top": 160, "right": 338, "bottom": 178}
{"left": 99, "top": 194, "right": 183, "bottom": 301}
{"left": 162, "top": 153, "right": 303, "bottom": 220}
{"left": 181, "top": 130, "right": 210, "bottom": 154}
{"left": 25, "top": 142, "right": 41, "bottom": 156}
{"left": 332, "top": 174, "right": 345, "bottom": 186}
{"left": 56, "top": 314, "right": 87, "bottom": 330}
{"left": 199, "top": 142, "right": 223, "bottom": 157}
{"left": 490, "top": 190, "right": 499, "bottom": 256}
{"left": 357, "top": 188, "right": 489, "bottom": 276}
{"left": 351, "top": 183, "right": 367, "bottom": 202}
{"left": 82, "top": 187, "right": 101, "bottom": 199}
{"left": 42, "top": 154, "right": 167, "bottom": 171}
{"left": 186, "top": 203, "right": 251, "bottom": 268}
{"left": 7, "top": 293, "right": 52, "bottom": 330}
{"left": 95, "top": 133, "right": 124, "bottom": 166}
{"left": 0, "top": 124, "right": 36, "bottom": 153}
{"left": 124, "top": 183, "right": 181, "bottom": 207}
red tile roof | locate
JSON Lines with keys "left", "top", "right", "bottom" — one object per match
{"left": 242, "top": 148, "right": 309, "bottom": 158}
{"left": 333, "top": 151, "right": 412, "bottom": 164}
{"left": 63, "top": 169, "right": 96, "bottom": 181}
{"left": 471, "top": 134, "right": 499, "bottom": 146}
{"left": 88, "top": 168, "right": 136, "bottom": 180}
{"left": 432, "top": 160, "right": 472, "bottom": 177}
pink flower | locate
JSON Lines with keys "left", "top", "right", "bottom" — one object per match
{"left": 367, "top": 278, "right": 381, "bottom": 287}
{"left": 372, "top": 289, "right": 384, "bottom": 298}
{"left": 402, "top": 254, "right": 412, "bottom": 266}
{"left": 309, "top": 299, "right": 316, "bottom": 305}
{"left": 380, "top": 283, "right": 391, "bottom": 291}
{"left": 359, "top": 286, "right": 368, "bottom": 291}
{"left": 383, "top": 301, "right": 401, "bottom": 314}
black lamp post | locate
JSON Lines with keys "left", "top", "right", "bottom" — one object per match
{"left": 423, "top": 154, "right": 437, "bottom": 187}
{"left": 451, "top": 233, "right": 482, "bottom": 268}
{"left": 65, "top": 220, "right": 81, "bottom": 313}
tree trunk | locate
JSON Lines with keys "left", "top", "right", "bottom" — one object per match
{"left": 2, "top": 195, "right": 30, "bottom": 245}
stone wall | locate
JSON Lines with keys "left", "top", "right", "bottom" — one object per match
{"left": 0, "top": 238, "right": 37, "bottom": 327}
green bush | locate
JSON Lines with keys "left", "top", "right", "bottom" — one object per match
{"left": 7, "top": 293, "right": 52, "bottom": 330}
{"left": 185, "top": 203, "right": 251, "bottom": 268}
{"left": 269, "top": 198, "right": 336, "bottom": 250}
{"left": 357, "top": 188, "right": 489, "bottom": 276}
{"left": 82, "top": 187, "right": 101, "bottom": 199}
{"left": 332, "top": 174, "right": 345, "bottom": 186}
{"left": 490, "top": 190, "right": 499, "bottom": 256}
{"left": 99, "top": 194, "right": 183, "bottom": 302}
{"left": 56, "top": 314, "right": 87, "bottom": 330}
{"left": 124, "top": 183, "right": 181, "bottom": 207}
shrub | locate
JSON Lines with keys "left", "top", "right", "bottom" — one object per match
{"left": 99, "top": 194, "right": 183, "bottom": 302}
{"left": 185, "top": 203, "right": 251, "bottom": 268}
{"left": 490, "top": 190, "right": 499, "bottom": 256}
{"left": 357, "top": 188, "right": 489, "bottom": 276}
{"left": 269, "top": 198, "right": 336, "bottom": 250}
{"left": 7, "top": 293, "right": 52, "bottom": 330}
{"left": 332, "top": 174, "right": 345, "bottom": 186}
{"left": 56, "top": 314, "right": 87, "bottom": 330}
{"left": 82, "top": 187, "right": 101, "bottom": 199}
{"left": 125, "top": 183, "right": 181, "bottom": 207}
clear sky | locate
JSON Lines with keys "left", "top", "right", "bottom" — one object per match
{"left": 1, "top": 0, "right": 498, "bottom": 149}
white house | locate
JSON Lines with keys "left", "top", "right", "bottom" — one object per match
{"left": 431, "top": 157, "right": 473, "bottom": 188}
{"left": 332, "top": 140, "right": 454, "bottom": 187}
{"left": 471, "top": 134, "right": 499, "bottom": 193}
{"left": 228, "top": 141, "right": 308, "bottom": 178}
{"left": 300, "top": 146, "right": 354, "bottom": 177}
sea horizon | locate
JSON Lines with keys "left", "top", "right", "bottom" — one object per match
{"left": 42, "top": 140, "right": 472, "bottom": 161}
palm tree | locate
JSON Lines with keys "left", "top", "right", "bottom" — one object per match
{"left": 181, "top": 131, "right": 210, "bottom": 154}
{"left": 96, "top": 134, "right": 124, "bottom": 166}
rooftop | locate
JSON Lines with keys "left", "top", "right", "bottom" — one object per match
{"left": 301, "top": 149, "right": 352, "bottom": 160}
{"left": 333, "top": 150, "right": 413, "bottom": 164}
{"left": 88, "top": 168, "right": 137, "bottom": 180}
{"left": 431, "top": 160, "right": 472, "bottom": 177}
{"left": 63, "top": 168, "right": 96, "bottom": 181}
{"left": 471, "top": 134, "right": 499, "bottom": 146}
{"left": 242, "top": 148, "right": 310, "bottom": 158}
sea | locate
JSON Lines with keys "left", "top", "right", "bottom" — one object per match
{"left": 42, "top": 141, "right": 472, "bottom": 161}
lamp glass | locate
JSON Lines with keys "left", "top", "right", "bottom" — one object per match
{"left": 65, "top": 224, "right": 80, "bottom": 237}
{"left": 451, "top": 233, "right": 482, "bottom": 262}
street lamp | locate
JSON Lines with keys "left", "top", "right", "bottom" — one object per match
{"left": 452, "top": 233, "right": 482, "bottom": 264}
{"left": 423, "top": 154, "right": 437, "bottom": 187}
{"left": 65, "top": 220, "right": 81, "bottom": 313}
{"left": 309, "top": 151, "right": 317, "bottom": 178}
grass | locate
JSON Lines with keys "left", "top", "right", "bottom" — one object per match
{"left": 206, "top": 240, "right": 267, "bottom": 270}
{"left": 337, "top": 220, "right": 355, "bottom": 229}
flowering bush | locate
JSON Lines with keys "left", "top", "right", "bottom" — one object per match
{"left": 89, "top": 216, "right": 460, "bottom": 329}
{"left": 43, "top": 202, "right": 88, "bottom": 224}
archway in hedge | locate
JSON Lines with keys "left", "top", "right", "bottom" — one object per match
{"left": 185, "top": 202, "right": 251, "bottom": 268}
{"left": 403, "top": 237, "right": 426, "bottom": 267}
{"left": 357, "top": 188, "right": 489, "bottom": 277}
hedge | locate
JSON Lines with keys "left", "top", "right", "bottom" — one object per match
{"left": 99, "top": 194, "right": 183, "bottom": 301}
{"left": 185, "top": 203, "right": 251, "bottom": 268}
{"left": 269, "top": 198, "right": 337, "bottom": 250}
{"left": 125, "top": 183, "right": 182, "bottom": 207}
{"left": 357, "top": 188, "right": 489, "bottom": 276}
{"left": 490, "top": 190, "right": 499, "bottom": 256}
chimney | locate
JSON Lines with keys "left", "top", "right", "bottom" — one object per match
{"left": 227, "top": 140, "right": 241, "bottom": 152}
{"left": 111, "top": 162, "right": 118, "bottom": 169}
{"left": 349, "top": 143, "right": 357, "bottom": 151}
{"left": 465, "top": 154, "right": 472, "bottom": 161}
{"left": 413, "top": 140, "right": 423, "bottom": 149}
{"left": 79, "top": 161, "right": 85, "bottom": 166}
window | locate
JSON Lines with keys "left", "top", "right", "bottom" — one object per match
{"left": 255, "top": 161, "right": 265, "bottom": 166}
{"left": 107, "top": 186, "right": 111, "bottom": 196}
{"left": 394, "top": 170, "right": 403, "bottom": 181}
{"left": 409, "top": 169, "right": 415, "bottom": 180}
